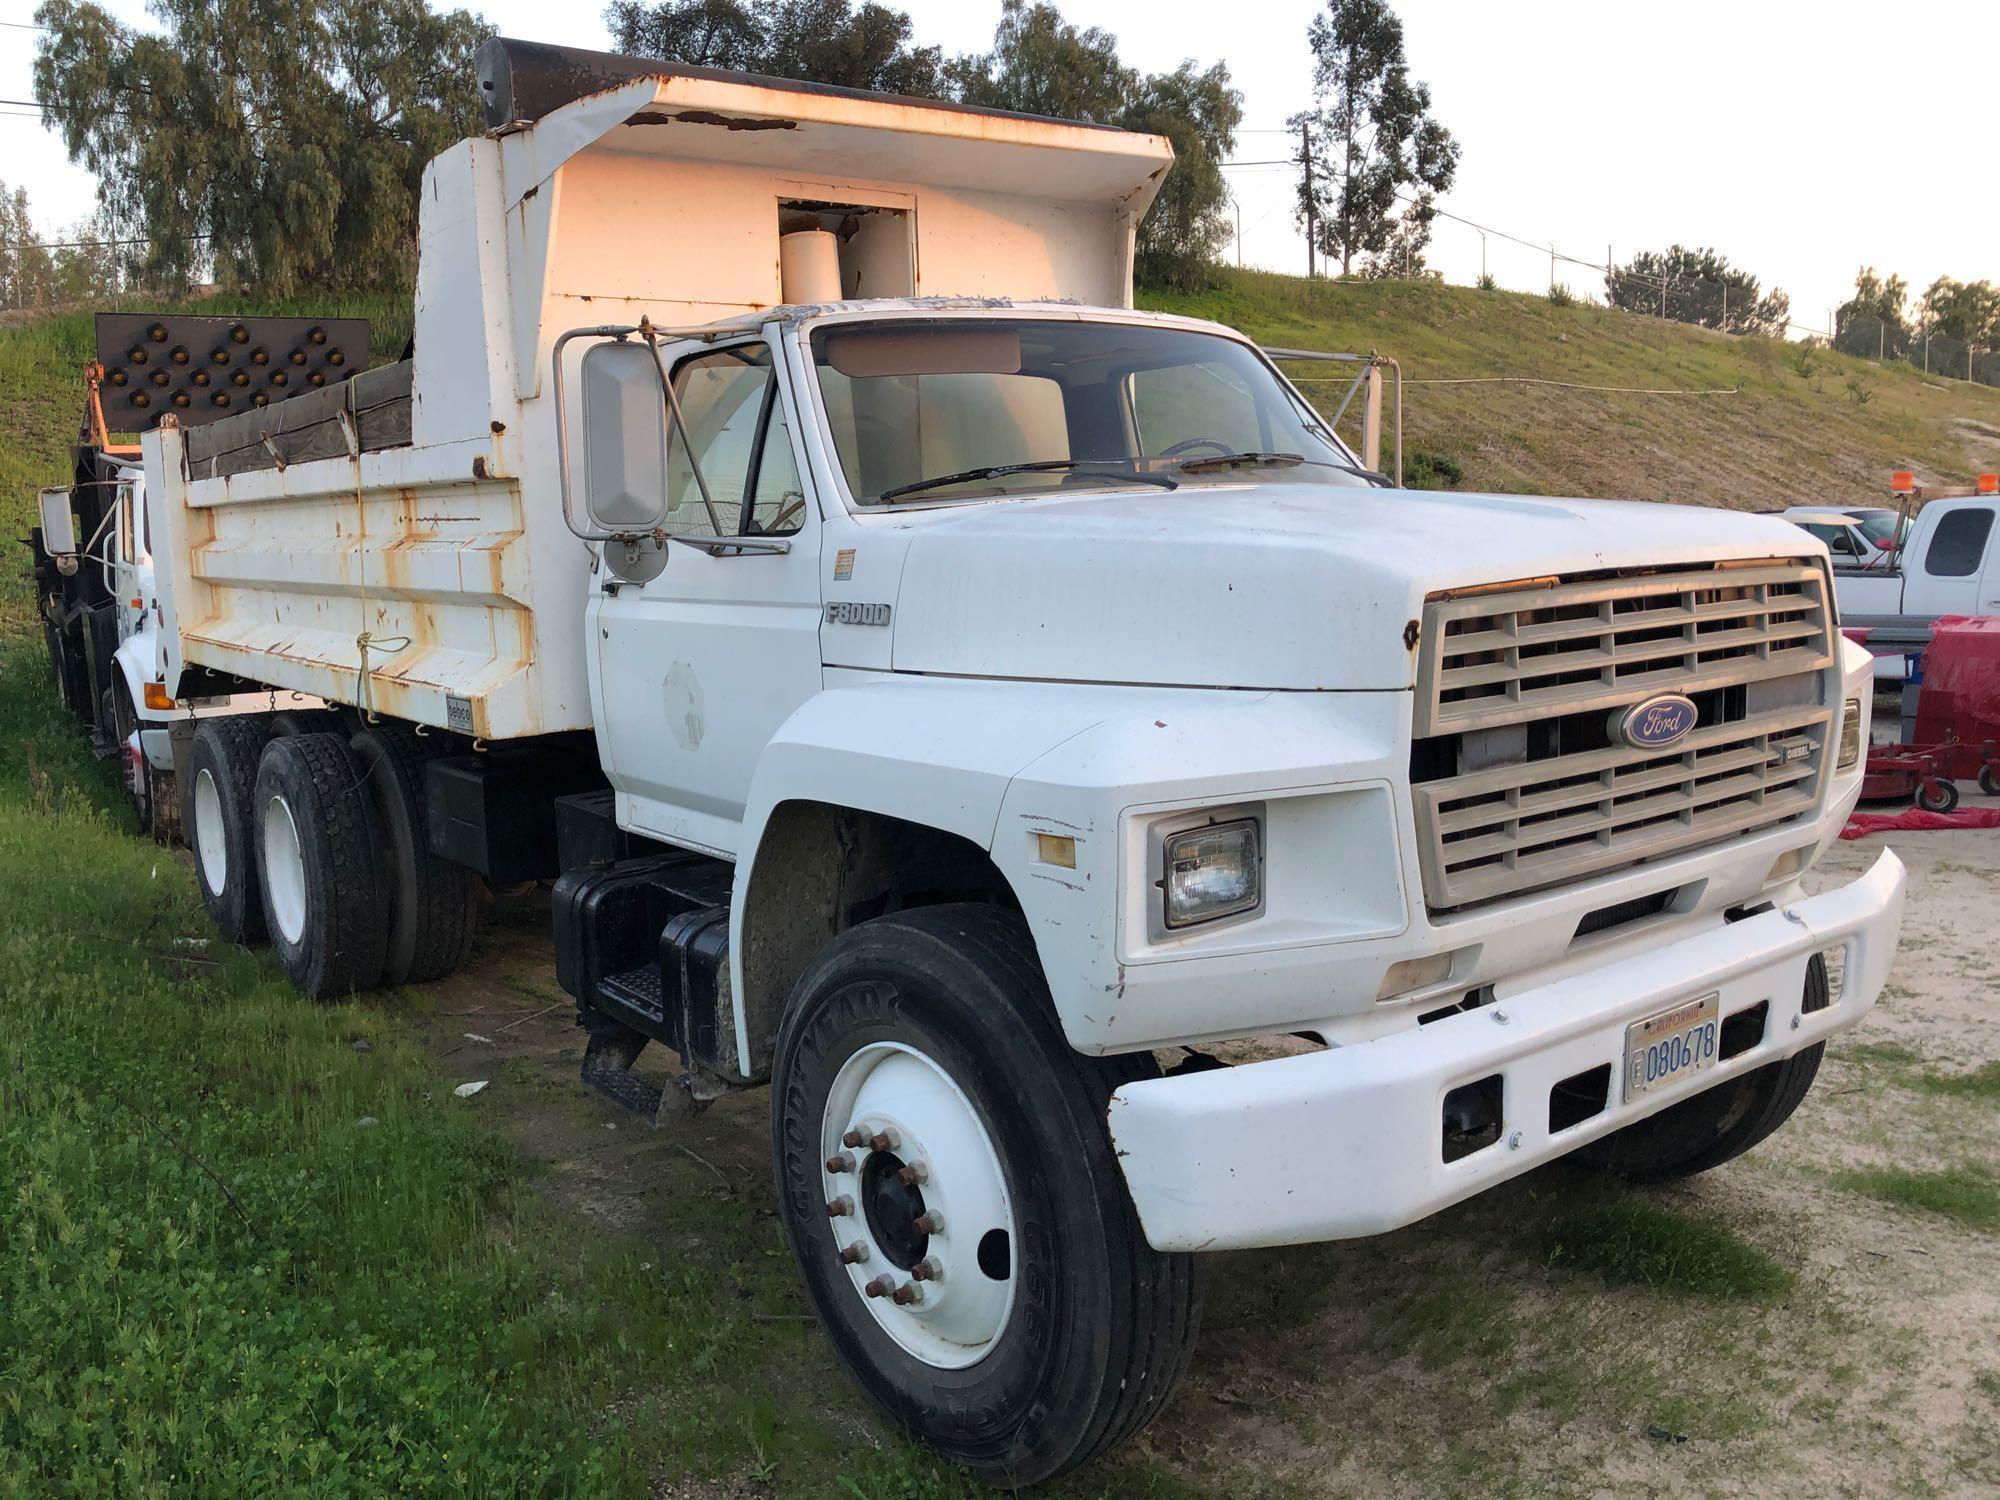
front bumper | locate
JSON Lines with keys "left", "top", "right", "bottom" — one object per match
{"left": 1108, "top": 850, "right": 1906, "bottom": 1252}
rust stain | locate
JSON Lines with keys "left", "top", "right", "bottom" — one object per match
{"left": 625, "top": 108, "right": 796, "bottom": 132}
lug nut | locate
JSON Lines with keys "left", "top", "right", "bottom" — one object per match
{"left": 838, "top": 1240, "right": 870, "bottom": 1265}
{"left": 841, "top": 1127, "right": 866, "bottom": 1149}
{"left": 863, "top": 1275, "right": 895, "bottom": 1299}
{"left": 896, "top": 1161, "right": 929, "bottom": 1187}
{"left": 910, "top": 1256, "right": 942, "bottom": 1282}
{"left": 825, "top": 1151, "right": 855, "bottom": 1174}
{"left": 913, "top": 1211, "right": 944, "bottom": 1236}
{"left": 892, "top": 1281, "right": 924, "bottom": 1306}
{"left": 826, "top": 1195, "right": 854, "bottom": 1218}
{"left": 869, "top": 1127, "right": 900, "bottom": 1152}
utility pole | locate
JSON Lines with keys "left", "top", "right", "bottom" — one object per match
{"left": 1477, "top": 229, "right": 1487, "bottom": 283}
{"left": 1234, "top": 199, "right": 1243, "bottom": 269}
{"left": 1721, "top": 282, "right": 1727, "bottom": 333}
{"left": 1301, "top": 121, "right": 1316, "bottom": 279}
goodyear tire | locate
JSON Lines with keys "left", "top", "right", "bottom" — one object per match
{"left": 1572, "top": 954, "right": 1832, "bottom": 1184}
{"left": 253, "top": 732, "right": 390, "bottom": 999}
{"left": 186, "top": 717, "right": 271, "bottom": 943}
{"left": 772, "top": 905, "right": 1200, "bottom": 1487}
{"left": 351, "top": 723, "right": 477, "bottom": 985}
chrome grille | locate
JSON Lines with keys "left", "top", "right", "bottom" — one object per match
{"left": 1411, "top": 562, "right": 1835, "bottom": 911}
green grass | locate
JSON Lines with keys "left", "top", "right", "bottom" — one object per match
{"left": 1544, "top": 1200, "right": 1798, "bottom": 1299}
{"left": 1833, "top": 1166, "right": 2000, "bottom": 1230}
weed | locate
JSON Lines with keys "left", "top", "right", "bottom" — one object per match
{"left": 1834, "top": 1166, "right": 2000, "bottom": 1229}
{"left": 1475, "top": 272, "right": 1497, "bottom": 292}
{"left": 1788, "top": 342, "right": 1821, "bottom": 378}
{"left": 1546, "top": 283, "right": 1575, "bottom": 308}
{"left": 1545, "top": 1200, "right": 1797, "bottom": 1299}
{"left": 1403, "top": 448, "right": 1465, "bottom": 490}
{"left": 1847, "top": 373, "right": 1876, "bottom": 407}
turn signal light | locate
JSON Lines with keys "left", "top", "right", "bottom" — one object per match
{"left": 143, "top": 682, "right": 177, "bottom": 710}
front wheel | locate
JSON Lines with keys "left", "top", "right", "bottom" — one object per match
{"left": 771, "top": 905, "right": 1199, "bottom": 1487}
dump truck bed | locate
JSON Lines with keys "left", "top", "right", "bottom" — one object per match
{"left": 151, "top": 376, "right": 588, "bottom": 739}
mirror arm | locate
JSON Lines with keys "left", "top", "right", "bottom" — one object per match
{"left": 550, "top": 319, "right": 733, "bottom": 546}
{"left": 640, "top": 317, "right": 729, "bottom": 540}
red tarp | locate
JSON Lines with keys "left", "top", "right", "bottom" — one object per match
{"left": 1840, "top": 807, "right": 2000, "bottom": 840}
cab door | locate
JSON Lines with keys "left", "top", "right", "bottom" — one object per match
{"left": 591, "top": 338, "right": 822, "bottom": 857}
{"left": 1913, "top": 504, "right": 1998, "bottom": 617}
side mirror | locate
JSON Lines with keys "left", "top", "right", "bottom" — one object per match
{"left": 1875, "top": 537, "right": 1897, "bottom": 551}
{"left": 580, "top": 340, "right": 670, "bottom": 533}
{"left": 38, "top": 486, "right": 76, "bottom": 556}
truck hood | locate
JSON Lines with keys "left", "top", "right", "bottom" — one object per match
{"left": 887, "top": 484, "right": 1821, "bottom": 691}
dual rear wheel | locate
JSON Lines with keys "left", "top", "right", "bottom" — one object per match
{"left": 184, "top": 716, "right": 475, "bottom": 996}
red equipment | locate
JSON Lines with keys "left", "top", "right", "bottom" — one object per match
{"left": 1859, "top": 616, "right": 2000, "bottom": 811}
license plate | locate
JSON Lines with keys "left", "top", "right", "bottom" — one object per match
{"left": 1623, "top": 992, "right": 1720, "bottom": 1102}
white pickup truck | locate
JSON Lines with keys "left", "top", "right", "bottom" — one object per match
{"left": 38, "top": 39, "right": 1905, "bottom": 1485}
{"left": 1834, "top": 493, "right": 2000, "bottom": 678}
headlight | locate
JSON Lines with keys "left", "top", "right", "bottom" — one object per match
{"left": 1162, "top": 818, "right": 1262, "bottom": 929}
{"left": 1838, "top": 697, "right": 1863, "bottom": 770}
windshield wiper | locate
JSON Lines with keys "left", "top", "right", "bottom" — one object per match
{"left": 1170, "top": 450, "right": 1308, "bottom": 473}
{"left": 877, "top": 458, "right": 1178, "bottom": 504}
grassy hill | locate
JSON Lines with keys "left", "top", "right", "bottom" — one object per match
{"left": 1143, "top": 271, "right": 2000, "bottom": 509}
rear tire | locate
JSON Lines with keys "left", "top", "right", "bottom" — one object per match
{"left": 253, "top": 733, "right": 390, "bottom": 999}
{"left": 772, "top": 904, "right": 1199, "bottom": 1487}
{"left": 351, "top": 723, "right": 477, "bottom": 985}
{"left": 187, "top": 718, "right": 273, "bottom": 943}
{"left": 1979, "top": 766, "right": 1999, "bottom": 798}
{"left": 1572, "top": 954, "right": 1832, "bottom": 1184}
{"left": 268, "top": 708, "right": 341, "bottom": 739}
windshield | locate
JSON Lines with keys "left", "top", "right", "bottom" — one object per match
{"left": 1850, "top": 510, "right": 1902, "bottom": 547}
{"left": 808, "top": 317, "right": 1371, "bottom": 505}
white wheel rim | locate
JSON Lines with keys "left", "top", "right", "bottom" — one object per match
{"left": 261, "top": 793, "right": 308, "bottom": 946}
{"left": 821, "top": 1041, "right": 1018, "bottom": 1369}
{"left": 193, "top": 768, "right": 227, "bottom": 893}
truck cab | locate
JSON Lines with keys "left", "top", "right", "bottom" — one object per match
{"left": 1836, "top": 493, "right": 2000, "bottom": 677}
{"left": 125, "top": 38, "right": 1906, "bottom": 1486}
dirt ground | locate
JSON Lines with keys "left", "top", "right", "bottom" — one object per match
{"left": 394, "top": 790, "right": 2000, "bottom": 1498}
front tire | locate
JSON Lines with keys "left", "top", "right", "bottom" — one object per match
{"left": 771, "top": 905, "right": 1199, "bottom": 1488}
{"left": 1572, "top": 953, "right": 1832, "bottom": 1184}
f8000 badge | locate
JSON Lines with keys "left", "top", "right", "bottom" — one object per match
{"left": 1615, "top": 693, "right": 1699, "bottom": 750}
{"left": 825, "top": 601, "right": 892, "bottom": 627}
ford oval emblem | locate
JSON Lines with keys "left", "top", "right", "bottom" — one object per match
{"left": 1617, "top": 694, "right": 1699, "bottom": 750}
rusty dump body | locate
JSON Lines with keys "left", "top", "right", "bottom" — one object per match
{"left": 146, "top": 37, "right": 1172, "bottom": 742}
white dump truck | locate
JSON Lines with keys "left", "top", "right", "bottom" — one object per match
{"left": 38, "top": 39, "right": 1905, "bottom": 1485}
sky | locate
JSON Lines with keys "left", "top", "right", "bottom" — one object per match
{"left": 1, "top": 0, "right": 1993, "bottom": 332}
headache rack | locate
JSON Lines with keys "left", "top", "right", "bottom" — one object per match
{"left": 1410, "top": 561, "right": 1837, "bottom": 911}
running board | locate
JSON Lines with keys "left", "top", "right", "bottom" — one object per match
{"left": 578, "top": 1006, "right": 730, "bottom": 1126}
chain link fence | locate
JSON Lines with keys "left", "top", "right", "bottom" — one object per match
{"left": 1832, "top": 312, "right": 2000, "bottom": 388}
